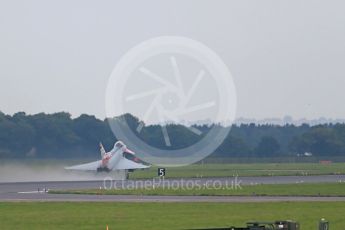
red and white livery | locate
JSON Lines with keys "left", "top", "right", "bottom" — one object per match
{"left": 65, "top": 141, "right": 150, "bottom": 172}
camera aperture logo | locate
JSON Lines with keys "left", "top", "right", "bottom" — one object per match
{"left": 106, "top": 36, "right": 237, "bottom": 167}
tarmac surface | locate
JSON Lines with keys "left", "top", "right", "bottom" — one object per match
{"left": 1, "top": 192, "right": 345, "bottom": 202}
{"left": 1, "top": 175, "right": 345, "bottom": 202}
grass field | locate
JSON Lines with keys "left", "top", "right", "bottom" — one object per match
{"left": 0, "top": 202, "right": 343, "bottom": 230}
{"left": 130, "top": 162, "right": 345, "bottom": 179}
{"left": 50, "top": 182, "right": 345, "bottom": 197}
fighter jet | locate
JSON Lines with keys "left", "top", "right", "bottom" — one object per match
{"left": 65, "top": 141, "right": 150, "bottom": 172}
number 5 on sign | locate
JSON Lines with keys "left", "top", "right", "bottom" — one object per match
{"left": 158, "top": 168, "right": 166, "bottom": 177}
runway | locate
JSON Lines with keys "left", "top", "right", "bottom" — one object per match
{"left": 1, "top": 192, "right": 345, "bottom": 202}
{"left": 1, "top": 175, "right": 345, "bottom": 202}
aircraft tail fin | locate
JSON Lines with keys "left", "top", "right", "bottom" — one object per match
{"left": 99, "top": 142, "right": 106, "bottom": 158}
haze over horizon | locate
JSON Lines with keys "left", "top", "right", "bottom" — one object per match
{"left": 1, "top": 0, "right": 345, "bottom": 121}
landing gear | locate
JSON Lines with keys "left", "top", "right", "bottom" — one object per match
{"left": 97, "top": 167, "right": 111, "bottom": 173}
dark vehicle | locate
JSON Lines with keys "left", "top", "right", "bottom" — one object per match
{"left": 189, "top": 219, "right": 329, "bottom": 230}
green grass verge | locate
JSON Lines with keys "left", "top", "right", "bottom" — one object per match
{"left": 50, "top": 182, "right": 345, "bottom": 197}
{"left": 130, "top": 163, "right": 345, "bottom": 179}
{"left": 0, "top": 202, "right": 343, "bottom": 230}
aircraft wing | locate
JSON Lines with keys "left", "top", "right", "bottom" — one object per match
{"left": 116, "top": 158, "right": 150, "bottom": 170}
{"left": 65, "top": 160, "right": 101, "bottom": 171}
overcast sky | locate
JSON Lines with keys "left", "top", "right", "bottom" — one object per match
{"left": 1, "top": 0, "right": 345, "bottom": 121}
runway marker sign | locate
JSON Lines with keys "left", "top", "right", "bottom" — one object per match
{"left": 158, "top": 168, "right": 166, "bottom": 177}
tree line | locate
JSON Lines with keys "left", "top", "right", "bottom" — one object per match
{"left": 1, "top": 111, "right": 345, "bottom": 158}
